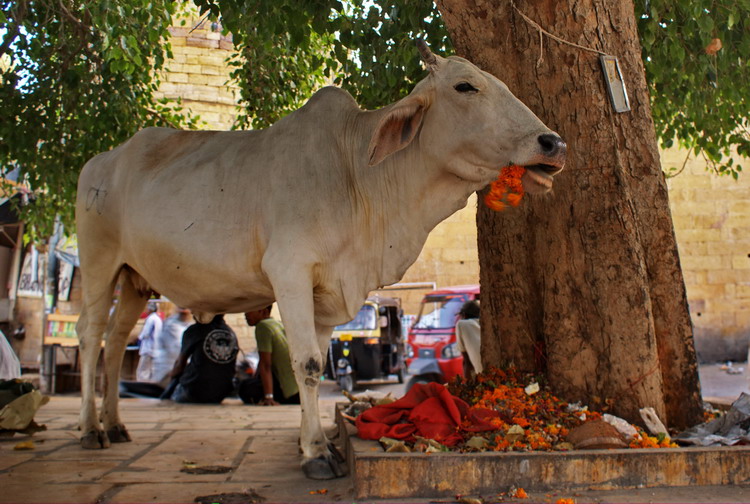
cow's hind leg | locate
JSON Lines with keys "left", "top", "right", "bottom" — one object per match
{"left": 271, "top": 272, "right": 346, "bottom": 480}
{"left": 77, "top": 273, "right": 118, "bottom": 449}
{"left": 100, "top": 268, "right": 151, "bottom": 443}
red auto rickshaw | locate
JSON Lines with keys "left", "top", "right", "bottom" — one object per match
{"left": 405, "top": 285, "right": 480, "bottom": 390}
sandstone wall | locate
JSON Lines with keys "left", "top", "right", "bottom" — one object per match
{"left": 156, "top": 19, "right": 238, "bottom": 131}
{"left": 664, "top": 150, "right": 750, "bottom": 362}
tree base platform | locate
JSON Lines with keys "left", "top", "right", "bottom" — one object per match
{"left": 336, "top": 404, "right": 750, "bottom": 499}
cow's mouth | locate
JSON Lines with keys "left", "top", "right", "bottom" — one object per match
{"left": 522, "top": 164, "right": 559, "bottom": 194}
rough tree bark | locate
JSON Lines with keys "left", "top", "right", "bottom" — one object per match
{"left": 436, "top": 0, "right": 703, "bottom": 429}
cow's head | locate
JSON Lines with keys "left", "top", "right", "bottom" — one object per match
{"left": 368, "top": 40, "right": 565, "bottom": 195}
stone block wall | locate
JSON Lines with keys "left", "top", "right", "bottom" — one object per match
{"left": 664, "top": 149, "right": 750, "bottom": 362}
{"left": 156, "top": 20, "right": 238, "bottom": 131}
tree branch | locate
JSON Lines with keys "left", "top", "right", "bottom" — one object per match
{"left": 57, "top": 0, "right": 89, "bottom": 34}
{"left": 0, "top": 0, "right": 28, "bottom": 59}
{"left": 145, "top": 108, "right": 181, "bottom": 128}
{"left": 666, "top": 148, "right": 691, "bottom": 179}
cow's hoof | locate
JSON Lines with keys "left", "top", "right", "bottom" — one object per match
{"left": 327, "top": 442, "right": 345, "bottom": 463}
{"left": 81, "top": 429, "right": 110, "bottom": 449}
{"left": 106, "top": 424, "right": 132, "bottom": 443}
{"left": 301, "top": 454, "right": 347, "bottom": 480}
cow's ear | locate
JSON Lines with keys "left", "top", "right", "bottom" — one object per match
{"left": 368, "top": 98, "right": 425, "bottom": 166}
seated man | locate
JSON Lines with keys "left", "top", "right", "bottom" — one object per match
{"left": 151, "top": 307, "right": 193, "bottom": 387}
{"left": 167, "top": 314, "right": 239, "bottom": 404}
{"left": 121, "top": 307, "right": 193, "bottom": 398}
{"left": 456, "top": 300, "right": 482, "bottom": 377}
{"left": 239, "top": 306, "right": 299, "bottom": 406}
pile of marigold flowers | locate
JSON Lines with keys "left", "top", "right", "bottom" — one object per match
{"left": 484, "top": 165, "right": 525, "bottom": 211}
{"left": 447, "top": 367, "right": 600, "bottom": 452}
{"left": 446, "top": 367, "right": 676, "bottom": 452}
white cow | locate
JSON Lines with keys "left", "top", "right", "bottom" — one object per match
{"left": 75, "top": 41, "right": 565, "bottom": 479}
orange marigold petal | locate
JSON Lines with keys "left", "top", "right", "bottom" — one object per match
{"left": 507, "top": 193, "right": 523, "bottom": 206}
{"left": 484, "top": 196, "right": 506, "bottom": 211}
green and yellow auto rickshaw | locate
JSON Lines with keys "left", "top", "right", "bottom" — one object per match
{"left": 325, "top": 295, "right": 406, "bottom": 392}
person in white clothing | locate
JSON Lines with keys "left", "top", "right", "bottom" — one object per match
{"left": 455, "top": 300, "right": 482, "bottom": 377}
{"left": 151, "top": 307, "right": 192, "bottom": 386}
{"left": 120, "top": 307, "right": 192, "bottom": 398}
{"left": 0, "top": 330, "right": 21, "bottom": 380}
{"left": 135, "top": 302, "right": 162, "bottom": 382}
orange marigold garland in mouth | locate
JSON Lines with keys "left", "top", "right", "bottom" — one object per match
{"left": 484, "top": 165, "right": 526, "bottom": 211}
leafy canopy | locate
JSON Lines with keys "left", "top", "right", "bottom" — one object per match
{"left": 638, "top": 1, "right": 749, "bottom": 178}
{"left": 1, "top": 0, "right": 748, "bottom": 239}
{"left": 0, "top": 0, "right": 199, "bottom": 240}
{"left": 206, "top": 0, "right": 448, "bottom": 129}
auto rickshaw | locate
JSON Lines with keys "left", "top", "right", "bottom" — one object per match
{"left": 325, "top": 296, "right": 406, "bottom": 392}
{"left": 405, "top": 285, "right": 480, "bottom": 390}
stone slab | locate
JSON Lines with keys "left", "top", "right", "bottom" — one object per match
{"left": 99, "top": 430, "right": 249, "bottom": 484}
{"left": 1, "top": 483, "right": 111, "bottom": 504}
{"left": 0, "top": 452, "right": 35, "bottom": 471}
{"left": 230, "top": 455, "right": 353, "bottom": 501}
{"left": 0, "top": 460, "right": 121, "bottom": 485}
{"left": 110, "top": 481, "right": 350, "bottom": 504}
{"left": 337, "top": 405, "right": 750, "bottom": 499}
{"left": 110, "top": 482, "right": 256, "bottom": 504}
{"left": 37, "top": 433, "right": 168, "bottom": 461}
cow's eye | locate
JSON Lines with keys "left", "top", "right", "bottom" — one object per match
{"left": 454, "top": 82, "right": 478, "bottom": 93}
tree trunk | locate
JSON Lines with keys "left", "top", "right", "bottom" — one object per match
{"left": 436, "top": 0, "right": 703, "bottom": 429}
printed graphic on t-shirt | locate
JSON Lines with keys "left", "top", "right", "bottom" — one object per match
{"left": 202, "top": 329, "right": 237, "bottom": 364}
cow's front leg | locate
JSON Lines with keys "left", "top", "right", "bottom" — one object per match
{"left": 272, "top": 276, "right": 346, "bottom": 479}
{"left": 77, "top": 305, "right": 110, "bottom": 449}
{"left": 101, "top": 270, "right": 150, "bottom": 442}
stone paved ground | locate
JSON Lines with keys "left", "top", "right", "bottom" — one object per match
{"left": 2, "top": 368, "right": 749, "bottom": 503}
{"left": 1, "top": 393, "right": 353, "bottom": 504}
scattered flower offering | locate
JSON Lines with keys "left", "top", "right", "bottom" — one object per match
{"left": 448, "top": 367, "right": 601, "bottom": 452}
{"left": 445, "top": 367, "right": 678, "bottom": 453}
{"left": 356, "top": 366, "right": 691, "bottom": 454}
{"left": 484, "top": 165, "right": 526, "bottom": 211}
{"left": 628, "top": 428, "right": 677, "bottom": 449}
{"left": 513, "top": 487, "right": 529, "bottom": 499}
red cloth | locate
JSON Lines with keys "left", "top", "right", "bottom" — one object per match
{"left": 356, "top": 382, "right": 498, "bottom": 446}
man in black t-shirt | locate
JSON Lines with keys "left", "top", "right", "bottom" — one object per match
{"left": 167, "top": 314, "right": 239, "bottom": 404}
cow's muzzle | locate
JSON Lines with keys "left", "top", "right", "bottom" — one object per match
{"left": 521, "top": 134, "right": 566, "bottom": 194}
{"left": 537, "top": 133, "right": 567, "bottom": 167}
{"left": 526, "top": 134, "right": 566, "bottom": 174}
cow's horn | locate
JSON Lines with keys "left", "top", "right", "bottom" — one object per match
{"left": 416, "top": 39, "right": 437, "bottom": 67}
